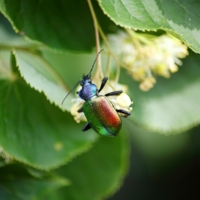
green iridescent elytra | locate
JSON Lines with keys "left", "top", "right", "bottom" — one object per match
{"left": 82, "top": 96, "right": 122, "bottom": 136}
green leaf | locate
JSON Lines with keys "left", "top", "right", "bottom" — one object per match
{"left": 0, "top": 0, "right": 116, "bottom": 52}
{"left": 0, "top": 74, "right": 97, "bottom": 170}
{"left": 0, "top": 21, "right": 27, "bottom": 47}
{"left": 99, "top": 0, "right": 200, "bottom": 53}
{"left": 14, "top": 50, "right": 72, "bottom": 111}
{"left": 123, "top": 51, "right": 200, "bottom": 134}
{"left": 44, "top": 129, "right": 129, "bottom": 200}
{"left": 0, "top": 24, "right": 73, "bottom": 111}
{"left": 0, "top": 164, "right": 69, "bottom": 200}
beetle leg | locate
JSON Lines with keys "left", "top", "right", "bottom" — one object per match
{"left": 105, "top": 90, "right": 123, "bottom": 97}
{"left": 77, "top": 107, "right": 83, "bottom": 113}
{"left": 98, "top": 77, "right": 108, "bottom": 93}
{"left": 82, "top": 123, "right": 91, "bottom": 131}
{"left": 116, "top": 109, "right": 130, "bottom": 117}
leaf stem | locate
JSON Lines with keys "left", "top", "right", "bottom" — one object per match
{"left": 97, "top": 25, "right": 121, "bottom": 84}
{"left": 87, "top": 0, "right": 103, "bottom": 80}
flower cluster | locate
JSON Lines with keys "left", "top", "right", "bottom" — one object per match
{"left": 70, "top": 81, "right": 133, "bottom": 123}
{"left": 108, "top": 30, "right": 188, "bottom": 91}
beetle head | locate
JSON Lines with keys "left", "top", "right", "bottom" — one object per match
{"left": 61, "top": 49, "right": 103, "bottom": 104}
{"left": 80, "top": 74, "right": 92, "bottom": 86}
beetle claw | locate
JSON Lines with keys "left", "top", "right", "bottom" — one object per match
{"left": 82, "top": 123, "right": 91, "bottom": 131}
{"left": 116, "top": 109, "right": 131, "bottom": 117}
{"left": 77, "top": 107, "right": 83, "bottom": 113}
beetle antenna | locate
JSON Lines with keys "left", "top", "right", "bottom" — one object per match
{"left": 61, "top": 81, "right": 81, "bottom": 105}
{"left": 88, "top": 49, "right": 104, "bottom": 76}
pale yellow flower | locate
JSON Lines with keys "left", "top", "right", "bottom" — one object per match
{"left": 70, "top": 97, "right": 86, "bottom": 123}
{"left": 108, "top": 31, "right": 189, "bottom": 91}
{"left": 139, "top": 77, "right": 156, "bottom": 91}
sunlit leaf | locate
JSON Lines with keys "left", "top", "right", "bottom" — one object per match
{"left": 99, "top": 0, "right": 200, "bottom": 53}
{"left": 14, "top": 50, "right": 72, "bottom": 111}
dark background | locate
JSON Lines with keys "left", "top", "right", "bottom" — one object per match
{"left": 109, "top": 125, "right": 200, "bottom": 200}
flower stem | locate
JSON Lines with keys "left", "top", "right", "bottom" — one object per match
{"left": 97, "top": 25, "right": 121, "bottom": 83}
{"left": 87, "top": 0, "right": 103, "bottom": 80}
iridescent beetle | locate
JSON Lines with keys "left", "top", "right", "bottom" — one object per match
{"left": 62, "top": 50, "right": 130, "bottom": 136}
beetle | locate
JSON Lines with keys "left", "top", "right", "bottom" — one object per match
{"left": 62, "top": 49, "right": 130, "bottom": 136}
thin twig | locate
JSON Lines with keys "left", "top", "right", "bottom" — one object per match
{"left": 87, "top": 0, "right": 103, "bottom": 80}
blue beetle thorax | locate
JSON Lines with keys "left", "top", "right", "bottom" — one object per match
{"left": 79, "top": 83, "right": 98, "bottom": 100}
